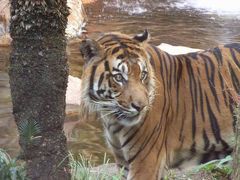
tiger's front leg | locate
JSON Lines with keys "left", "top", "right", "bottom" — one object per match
{"left": 126, "top": 152, "right": 166, "bottom": 180}
{"left": 111, "top": 152, "right": 129, "bottom": 179}
{"left": 127, "top": 164, "right": 157, "bottom": 180}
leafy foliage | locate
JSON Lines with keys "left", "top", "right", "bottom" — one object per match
{"left": 18, "top": 119, "right": 42, "bottom": 148}
{"left": 0, "top": 149, "right": 26, "bottom": 180}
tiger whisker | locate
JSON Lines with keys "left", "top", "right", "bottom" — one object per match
{"left": 100, "top": 111, "right": 116, "bottom": 120}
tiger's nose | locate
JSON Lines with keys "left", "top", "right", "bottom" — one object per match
{"left": 131, "top": 102, "right": 146, "bottom": 112}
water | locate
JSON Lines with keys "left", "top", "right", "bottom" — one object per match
{"left": 1, "top": 0, "right": 240, "bottom": 165}
{"left": 173, "top": 0, "right": 240, "bottom": 16}
{"left": 87, "top": 0, "right": 240, "bottom": 48}
{"left": 103, "top": 0, "right": 240, "bottom": 17}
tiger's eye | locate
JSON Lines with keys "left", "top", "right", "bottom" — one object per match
{"left": 113, "top": 74, "right": 124, "bottom": 82}
{"left": 141, "top": 71, "right": 148, "bottom": 80}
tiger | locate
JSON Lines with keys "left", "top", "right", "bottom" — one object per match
{"left": 79, "top": 30, "right": 240, "bottom": 179}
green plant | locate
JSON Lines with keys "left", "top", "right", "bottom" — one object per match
{"left": 0, "top": 120, "right": 41, "bottom": 179}
{"left": 18, "top": 119, "right": 42, "bottom": 148}
{"left": 193, "top": 155, "right": 233, "bottom": 179}
{"left": 70, "top": 153, "right": 124, "bottom": 180}
{"left": 0, "top": 149, "right": 26, "bottom": 180}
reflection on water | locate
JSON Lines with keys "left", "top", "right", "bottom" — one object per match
{"left": 1, "top": 0, "right": 240, "bottom": 165}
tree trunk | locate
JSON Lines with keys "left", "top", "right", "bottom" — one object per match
{"left": 232, "top": 104, "right": 240, "bottom": 179}
{"left": 9, "top": 0, "right": 70, "bottom": 179}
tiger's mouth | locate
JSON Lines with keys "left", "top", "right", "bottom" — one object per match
{"left": 114, "top": 109, "right": 139, "bottom": 120}
{"left": 112, "top": 107, "right": 144, "bottom": 126}
{"left": 99, "top": 104, "right": 146, "bottom": 126}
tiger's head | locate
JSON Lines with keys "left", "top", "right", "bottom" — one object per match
{"left": 80, "top": 31, "right": 156, "bottom": 127}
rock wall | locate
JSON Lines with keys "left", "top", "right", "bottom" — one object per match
{"left": 0, "top": 0, "right": 86, "bottom": 45}
{"left": 66, "top": 0, "right": 87, "bottom": 38}
{"left": 0, "top": 0, "right": 10, "bottom": 46}
{"left": 0, "top": 0, "right": 9, "bottom": 35}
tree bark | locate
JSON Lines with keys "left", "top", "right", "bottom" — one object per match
{"left": 232, "top": 104, "right": 240, "bottom": 179}
{"left": 9, "top": 0, "right": 70, "bottom": 179}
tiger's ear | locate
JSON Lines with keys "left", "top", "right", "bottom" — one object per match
{"left": 80, "top": 39, "right": 103, "bottom": 64}
{"left": 133, "top": 29, "right": 150, "bottom": 43}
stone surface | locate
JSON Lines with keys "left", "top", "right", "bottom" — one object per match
{"left": 82, "top": 0, "right": 98, "bottom": 4}
{"left": 158, "top": 43, "right": 202, "bottom": 55}
{"left": 66, "top": 75, "right": 82, "bottom": 105}
{"left": 0, "top": 0, "right": 86, "bottom": 45}
{"left": 0, "top": 34, "right": 11, "bottom": 46}
{"left": 0, "top": 0, "right": 10, "bottom": 37}
{"left": 66, "top": 0, "right": 87, "bottom": 38}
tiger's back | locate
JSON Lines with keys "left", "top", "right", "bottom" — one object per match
{"left": 146, "top": 43, "right": 239, "bottom": 169}
{"left": 79, "top": 31, "right": 240, "bottom": 179}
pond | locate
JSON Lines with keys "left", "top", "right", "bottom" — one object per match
{"left": 0, "top": 0, "right": 240, "bottom": 165}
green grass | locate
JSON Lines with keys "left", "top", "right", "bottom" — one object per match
{"left": 0, "top": 149, "right": 124, "bottom": 180}
{"left": 0, "top": 148, "right": 235, "bottom": 180}
{"left": 0, "top": 149, "right": 26, "bottom": 180}
{"left": 70, "top": 153, "right": 124, "bottom": 180}
{"left": 192, "top": 155, "right": 233, "bottom": 179}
